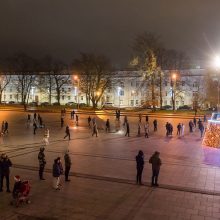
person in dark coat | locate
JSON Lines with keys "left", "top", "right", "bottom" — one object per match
{"left": 189, "top": 120, "right": 194, "bottom": 133}
{"left": 33, "top": 121, "right": 37, "bottom": 135}
{"left": 61, "top": 116, "right": 64, "bottom": 128}
{"left": 149, "top": 151, "right": 162, "bottom": 187}
{"left": 193, "top": 117, "right": 197, "bottom": 128}
{"left": 4, "top": 121, "right": 8, "bottom": 134}
{"left": 38, "top": 147, "right": 46, "bottom": 180}
{"left": 106, "top": 119, "right": 110, "bottom": 133}
{"left": 125, "top": 122, "right": 130, "bottom": 137}
{"left": 64, "top": 126, "right": 71, "bottom": 140}
{"left": 177, "top": 123, "right": 182, "bottom": 136}
{"left": 52, "top": 157, "right": 62, "bottom": 190}
{"left": 64, "top": 150, "right": 72, "bottom": 182}
{"left": 88, "top": 116, "right": 91, "bottom": 127}
{"left": 153, "top": 119, "right": 157, "bottom": 132}
{"left": 136, "top": 150, "right": 144, "bottom": 185}
{"left": 146, "top": 115, "right": 149, "bottom": 122}
{"left": 0, "top": 153, "right": 12, "bottom": 192}
{"left": 198, "top": 121, "right": 205, "bottom": 138}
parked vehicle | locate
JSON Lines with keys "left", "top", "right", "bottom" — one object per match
{"left": 161, "top": 105, "right": 172, "bottom": 110}
{"left": 178, "top": 105, "right": 192, "bottom": 110}
{"left": 41, "top": 102, "right": 50, "bottom": 106}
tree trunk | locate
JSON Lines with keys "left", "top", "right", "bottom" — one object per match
{"left": 0, "top": 91, "right": 2, "bottom": 104}
{"left": 151, "top": 75, "right": 156, "bottom": 112}
{"left": 159, "top": 72, "right": 163, "bottom": 109}
{"left": 57, "top": 88, "right": 60, "bottom": 104}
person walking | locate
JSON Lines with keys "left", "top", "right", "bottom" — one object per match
{"left": 125, "top": 122, "right": 130, "bottom": 137}
{"left": 92, "top": 121, "right": 98, "bottom": 137}
{"left": 149, "top": 151, "right": 162, "bottom": 187}
{"left": 88, "top": 116, "right": 91, "bottom": 128}
{"left": 136, "top": 150, "right": 144, "bottom": 185}
{"left": 144, "top": 122, "right": 149, "bottom": 138}
{"left": 4, "top": 121, "right": 8, "bottom": 134}
{"left": 64, "top": 126, "right": 71, "bottom": 140}
{"left": 64, "top": 150, "right": 71, "bottom": 182}
{"left": 75, "top": 114, "right": 79, "bottom": 126}
{"left": 153, "top": 119, "right": 157, "bottom": 132}
{"left": 204, "top": 114, "right": 207, "bottom": 123}
{"left": 0, "top": 153, "right": 12, "bottom": 192}
{"left": 166, "top": 122, "right": 169, "bottom": 137}
{"left": 72, "top": 110, "right": 75, "bottom": 120}
{"left": 38, "top": 147, "right": 46, "bottom": 180}
{"left": 106, "top": 119, "right": 110, "bottom": 133}
{"left": 52, "top": 157, "right": 62, "bottom": 190}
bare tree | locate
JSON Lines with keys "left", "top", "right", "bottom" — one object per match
{"left": 72, "top": 53, "right": 112, "bottom": 108}
{"left": 0, "top": 74, "right": 11, "bottom": 104}
{"left": 6, "top": 53, "right": 37, "bottom": 109}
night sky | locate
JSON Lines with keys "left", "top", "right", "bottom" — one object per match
{"left": 1, "top": 0, "right": 220, "bottom": 67}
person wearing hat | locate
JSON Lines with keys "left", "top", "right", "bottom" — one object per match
{"left": 149, "top": 151, "right": 162, "bottom": 187}
{"left": 12, "top": 175, "right": 22, "bottom": 199}
{"left": 64, "top": 150, "right": 72, "bottom": 182}
{"left": 135, "top": 150, "right": 144, "bottom": 185}
{"left": 0, "top": 153, "right": 12, "bottom": 192}
{"left": 38, "top": 147, "right": 46, "bottom": 180}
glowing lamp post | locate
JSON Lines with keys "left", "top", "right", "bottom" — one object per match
{"left": 171, "top": 73, "right": 177, "bottom": 111}
{"left": 74, "top": 75, "right": 80, "bottom": 109}
{"left": 214, "top": 56, "right": 220, "bottom": 110}
{"left": 118, "top": 87, "right": 122, "bottom": 108}
{"left": 131, "top": 90, "right": 135, "bottom": 107}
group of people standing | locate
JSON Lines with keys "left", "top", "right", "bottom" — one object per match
{"left": 136, "top": 150, "right": 162, "bottom": 187}
{"left": 38, "top": 147, "right": 72, "bottom": 190}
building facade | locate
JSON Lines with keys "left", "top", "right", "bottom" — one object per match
{"left": 0, "top": 68, "right": 206, "bottom": 109}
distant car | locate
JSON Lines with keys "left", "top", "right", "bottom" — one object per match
{"left": 29, "top": 102, "right": 38, "bottom": 106}
{"left": 52, "top": 102, "right": 60, "bottom": 106}
{"left": 161, "top": 105, "right": 172, "bottom": 110}
{"left": 65, "top": 102, "right": 77, "bottom": 106}
{"left": 41, "top": 102, "right": 50, "bottom": 106}
{"left": 79, "top": 103, "right": 87, "bottom": 107}
{"left": 178, "top": 105, "right": 192, "bottom": 110}
{"left": 1, "top": 101, "right": 7, "bottom": 104}
{"left": 8, "top": 101, "right": 15, "bottom": 104}
{"left": 102, "top": 102, "right": 114, "bottom": 108}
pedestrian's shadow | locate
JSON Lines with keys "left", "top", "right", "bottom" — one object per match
{"left": 164, "top": 136, "right": 173, "bottom": 143}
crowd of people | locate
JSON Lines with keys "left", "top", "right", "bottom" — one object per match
{"left": 0, "top": 109, "right": 208, "bottom": 208}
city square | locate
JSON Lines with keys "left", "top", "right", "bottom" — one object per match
{"left": 1, "top": 109, "right": 220, "bottom": 219}
{"left": 2, "top": 1, "right": 220, "bottom": 219}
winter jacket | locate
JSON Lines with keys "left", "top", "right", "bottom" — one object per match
{"left": 53, "top": 163, "right": 61, "bottom": 177}
{"left": 38, "top": 151, "right": 46, "bottom": 166}
{"left": 0, "top": 158, "right": 12, "bottom": 175}
{"left": 64, "top": 154, "right": 71, "bottom": 167}
{"left": 149, "top": 154, "right": 161, "bottom": 171}
{"left": 136, "top": 155, "right": 144, "bottom": 169}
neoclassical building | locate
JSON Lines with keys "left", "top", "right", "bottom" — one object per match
{"left": 0, "top": 68, "right": 206, "bottom": 109}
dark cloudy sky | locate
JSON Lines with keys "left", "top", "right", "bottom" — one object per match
{"left": 1, "top": 0, "right": 220, "bottom": 67}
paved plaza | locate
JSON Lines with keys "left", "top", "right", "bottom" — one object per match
{"left": 1, "top": 110, "right": 220, "bottom": 220}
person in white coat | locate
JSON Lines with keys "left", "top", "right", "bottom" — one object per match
{"left": 43, "top": 128, "right": 50, "bottom": 145}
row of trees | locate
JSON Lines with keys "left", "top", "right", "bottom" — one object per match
{"left": 0, "top": 32, "right": 218, "bottom": 110}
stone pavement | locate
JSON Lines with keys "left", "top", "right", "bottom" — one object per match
{"left": 1, "top": 111, "right": 220, "bottom": 219}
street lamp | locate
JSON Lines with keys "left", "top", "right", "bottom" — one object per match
{"left": 131, "top": 90, "right": 135, "bottom": 107}
{"left": 213, "top": 56, "right": 220, "bottom": 111}
{"left": 171, "top": 73, "right": 176, "bottom": 111}
{"left": 118, "top": 87, "right": 121, "bottom": 108}
{"left": 73, "top": 75, "right": 80, "bottom": 109}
